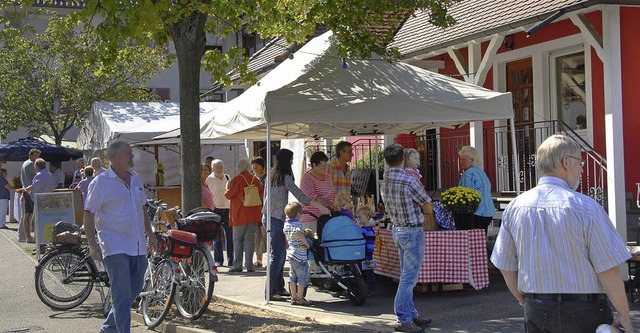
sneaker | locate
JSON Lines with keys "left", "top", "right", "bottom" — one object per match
{"left": 394, "top": 322, "right": 424, "bottom": 333}
{"left": 246, "top": 268, "right": 255, "bottom": 273}
{"left": 412, "top": 317, "right": 432, "bottom": 328}
{"left": 214, "top": 262, "right": 223, "bottom": 267}
{"left": 254, "top": 261, "right": 263, "bottom": 267}
{"left": 276, "top": 290, "right": 291, "bottom": 297}
{"left": 268, "top": 294, "right": 287, "bottom": 302}
{"left": 228, "top": 267, "right": 242, "bottom": 273}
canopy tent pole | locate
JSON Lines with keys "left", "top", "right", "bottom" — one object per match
{"left": 264, "top": 122, "right": 272, "bottom": 303}
{"left": 374, "top": 133, "right": 380, "bottom": 205}
{"left": 509, "top": 118, "right": 521, "bottom": 194}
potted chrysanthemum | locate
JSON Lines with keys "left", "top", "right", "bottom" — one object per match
{"left": 440, "top": 186, "right": 482, "bottom": 230}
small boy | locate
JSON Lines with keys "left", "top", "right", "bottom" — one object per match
{"left": 334, "top": 191, "right": 354, "bottom": 220}
{"left": 283, "top": 201, "right": 312, "bottom": 306}
{"left": 356, "top": 206, "right": 376, "bottom": 296}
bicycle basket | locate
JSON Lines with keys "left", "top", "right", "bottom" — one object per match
{"left": 158, "top": 229, "right": 197, "bottom": 258}
{"left": 52, "top": 221, "right": 81, "bottom": 245}
{"left": 176, "top": 211, "right": 221, "bottom": 242}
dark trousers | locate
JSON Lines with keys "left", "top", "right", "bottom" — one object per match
{"left": 213, "top": 209, "right": 234, "bottom": 265}
{"left": 362, "top": 254, "right": 375, "bottom": 292}
{"left": 473, "top": 215, "right": 492, "bottom": 232}
{"left": 524, "top": 298, "right": 613, "bottom": 333}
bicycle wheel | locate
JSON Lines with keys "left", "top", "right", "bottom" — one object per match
{"left": 140, "top": 259, "right": 175, "bottom": 329}
{"left": 34, "top": 249, "right": 94, "bottom": 310}
{"left": 174, "top": 245, "right": 214, "bottom": 319}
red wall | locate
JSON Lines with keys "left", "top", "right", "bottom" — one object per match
{"left": 620, "top": 7, "right": 640, "bottom": 193}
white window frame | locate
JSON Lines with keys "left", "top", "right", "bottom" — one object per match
{"left": 547, "top": 44, "right": 593, "bottom": 146}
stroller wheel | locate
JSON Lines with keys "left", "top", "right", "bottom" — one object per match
{"left": 345, "top": 278, "right": 367, "bottom": 306}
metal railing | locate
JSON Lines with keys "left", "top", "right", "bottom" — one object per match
{"left": 302, "top": 121, "right": 608, "bottom": 207}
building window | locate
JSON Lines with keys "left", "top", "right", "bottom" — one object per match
{"left": 556, "top": 52, "right": 587, "bottom": 130}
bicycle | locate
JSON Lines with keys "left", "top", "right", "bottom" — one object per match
{"left": 138, "top": 201, "right": 220, "bottom": 328}
{"left": 34, "top": 226, "right": 112, "bottom": 317}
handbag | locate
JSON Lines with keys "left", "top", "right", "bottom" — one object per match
{"left": 241, "top": 174, "right": 262, "bottom": 207}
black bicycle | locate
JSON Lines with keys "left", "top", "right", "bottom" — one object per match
{"left": 34, "top": 238, "right": 112, "bottom": 317}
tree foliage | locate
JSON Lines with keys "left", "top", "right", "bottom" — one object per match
{"left": 1, "top": 0, "right": 457, "bottom": 210}
{"left": 0, "top": 9, "right": 173, "bottom": 145}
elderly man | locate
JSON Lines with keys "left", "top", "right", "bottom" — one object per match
{"left": 381, "top": 143, "right": 432, "bottom": 333}
{"left": 329, "top": 140, "right": 354, "bottom": 196}
{"left": 491, "top": 134, "right": 633, "bottom": 333}
{"left": 19, "top": 148, "right": 40, "bottom": 242}
{"left": 24, "top": 158, "right": 58, "bottom": 242}
{"left": 206, "top": 159, "right": 233, "bottom": 266}
{"left": 83, "top": 141, "right": 156, "bottom": 333}
{"left": 91, "top": 157, "right": 108, "bottom": 175}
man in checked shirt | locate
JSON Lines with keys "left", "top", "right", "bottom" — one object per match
{"left": 491, "top": 135, "right": 632, "bottom": 333}
{"left": 381, "top": 143, "right": 432, "bottom": 333}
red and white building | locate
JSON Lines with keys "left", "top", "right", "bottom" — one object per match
{"left": 391, "top": 0, "right": 640, "bottom": 240}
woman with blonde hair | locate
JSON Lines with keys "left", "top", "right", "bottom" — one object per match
{"left": 458, "top": 146, "right": 495, "bottom": 231}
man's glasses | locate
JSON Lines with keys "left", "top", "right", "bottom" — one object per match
{"left": 566, "top": 155, "right": 585, "bottom": 167}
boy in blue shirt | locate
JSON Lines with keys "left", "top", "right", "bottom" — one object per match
{"left": 283, "top": 201, "right": 312, "bottom": 306}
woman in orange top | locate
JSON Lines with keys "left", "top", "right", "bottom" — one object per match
{"left": 225, "top": 159, "right": 264, "bottom": 273}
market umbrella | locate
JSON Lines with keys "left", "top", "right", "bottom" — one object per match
{"left": 0, "top": 137, "right": 83, "bottom": 162}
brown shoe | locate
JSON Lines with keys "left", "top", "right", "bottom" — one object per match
{"left": 394, "top": 322, "right": 424, "bottom": 333}
{"left": 412, "top": 316, "right": 431, "bottom": 327}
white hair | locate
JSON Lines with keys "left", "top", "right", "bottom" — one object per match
{"left": 536, "top": 135, "right": 580, "bottom": 174}
{"left": 458, "top": 146, "right": 482, "bottom": 168}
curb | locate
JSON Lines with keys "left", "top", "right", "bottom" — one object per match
{"left": 130, "top": 294, "right": 391, "bottom": 333}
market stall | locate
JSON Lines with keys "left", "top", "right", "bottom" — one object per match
{"left": 156, "top": 30, "right": 514, "bottom": 300}
{"left": 374, "top": 229, "right": 489, "bottom": 290}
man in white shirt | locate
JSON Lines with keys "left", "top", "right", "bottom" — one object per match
{"left": 491, "top": 135, "right": 632, "bottom": 333}
{"left": 83, "top": 141, "right": 156, "bottom": 333}
{"left": 206, "top": 159, "right": 233, "bottom": 266}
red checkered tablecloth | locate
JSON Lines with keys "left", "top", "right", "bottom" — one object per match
{"left": 373, "top": 229, "right": 489, "bottom": 290}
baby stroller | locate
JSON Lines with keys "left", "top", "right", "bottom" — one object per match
{"left": 303, "top": 212, "right": 369, "bottom": 306}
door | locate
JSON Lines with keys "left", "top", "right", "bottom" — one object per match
{"left": 506, "top": 58, "right": 536, "bottom": 191}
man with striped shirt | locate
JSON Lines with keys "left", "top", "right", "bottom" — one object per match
{"left": 329, "top": 140, "right": 353, "bottom": 196}
{"left": 491, "top": 135, "right": 632, "bottom": 333}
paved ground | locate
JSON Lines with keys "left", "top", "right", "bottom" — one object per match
{"left": 4, "top": 217, "right": 640, "bottom": 333}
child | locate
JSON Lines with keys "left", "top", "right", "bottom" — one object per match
{"left": 334, "top": 191, "right": 354, "bottom": 220}
{"left": 283, "top": 202, "right": 312, "bottom": 306}
{"left": 403, "top": 148, "right": 422, "bottom": 182}
{"left": 356, "top": 206, "right": 376, "bottom": 295}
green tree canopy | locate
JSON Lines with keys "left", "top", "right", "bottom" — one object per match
{"left": 2, "top": 0, "right": 457, "bottom": 210}
{"left": 0, "top": 10, "right": 173, "bottom": 145}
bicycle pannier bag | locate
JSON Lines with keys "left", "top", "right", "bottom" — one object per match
{"left": 159, "top": 229, "right": 197, "bottom": 258}
{"left": 176, "top": 210, "right": 222, "bottom": 242}
{"left": 242, "top": 174, "right": 262, "bottom": 207}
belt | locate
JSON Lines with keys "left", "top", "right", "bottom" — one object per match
{"left": 394, "top": 224, "right": 423, "bottom": 228}
{"left": 524, "top": 293, "right": 607, "bottom": 302}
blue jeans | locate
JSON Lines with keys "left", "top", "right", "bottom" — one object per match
{"left": 101, "top": 254, "right": 147, "bottom": 333}
{"left": 289, "top": 259, "right": 309, "bottom": 286}
{"left": 392, "top": 226, "right": 424, "bottom": 324}
{"left": 265, "top": 216, "right": 286, "bottom": 295}
{"left": 213, "top": 209, "right": 233, "bottom": 266}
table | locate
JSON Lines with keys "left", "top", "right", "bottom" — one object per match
{"left": 373, "top": 229, "right": 490, "bottom": 290}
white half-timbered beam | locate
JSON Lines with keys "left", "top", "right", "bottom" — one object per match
{"left": 569, "top": 12, "right": 605, "bottom": 60}
{"left": 474, "top": 33, "right": 506, "bottom": 86}
{"left": 447, "top": 47, "right": 469, "bottom": 81}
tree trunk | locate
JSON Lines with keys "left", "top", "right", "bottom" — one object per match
{"left": 170, "top": 12, "right": 207, "bottom": 212}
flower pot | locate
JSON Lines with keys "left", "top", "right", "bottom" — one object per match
{"left": 453, "top": 213, "right": 474, "bottom": 230}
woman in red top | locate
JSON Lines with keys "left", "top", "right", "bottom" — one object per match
{"left": 300, "top": 151, "right": 338, "bottom": 233}
{"left": 225, "top": 159, "right": 264, "bottom": 273}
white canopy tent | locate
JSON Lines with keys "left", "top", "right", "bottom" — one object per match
{"left": 77, "top": 102, "right": 246, "bottom": 185}
{"left": 157, "top": 30, "right": 518, "bottom": 301}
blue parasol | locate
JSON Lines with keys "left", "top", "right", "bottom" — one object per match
{"left": 0, "top": 137, "right": 83, "bottom": 162}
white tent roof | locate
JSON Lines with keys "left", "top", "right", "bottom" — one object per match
{"left": 158, "top": 31, "right": 512, "bottom": 141}
{"left": 77, "top": 102, "right": 222, "bottom": 150}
